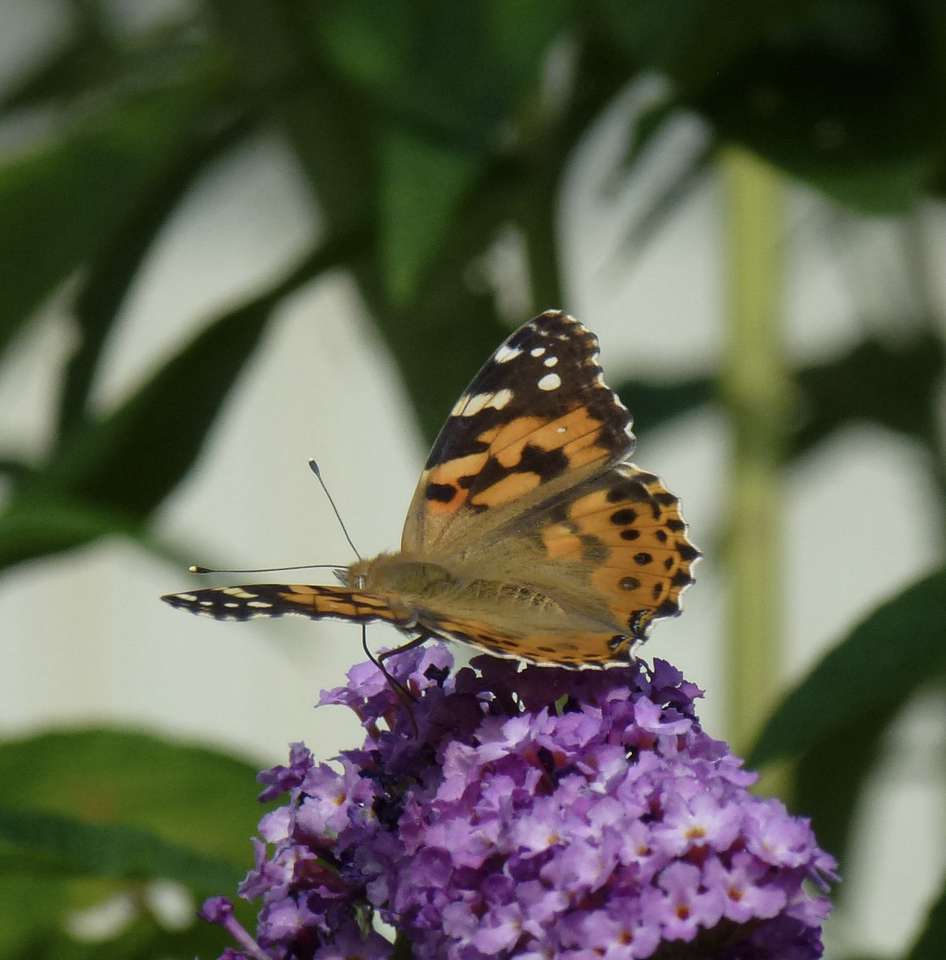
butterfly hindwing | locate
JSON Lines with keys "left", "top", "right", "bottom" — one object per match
{"left": 529, "top": 463, "right": 699, "bottom": 638}
{"left": 421, "top": 614, "right": 633, "bottom": 669}
{"left": 402, "top": 311, "right": 635, "bottom": 552}
{"left": 161, "top": 584, "right": 412, "bottom": 627}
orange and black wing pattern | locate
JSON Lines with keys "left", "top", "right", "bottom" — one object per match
{"left": 161, "top": 584, "right": 412, "bottom": 628}
{"left": 534, "top": 463, "right": 700, "bottom": 640}
{"left": 402, "top": 311, "right": 635, "bottom": 550}
{"left": 419, "top": 612, "right": 635, "bottom": 669}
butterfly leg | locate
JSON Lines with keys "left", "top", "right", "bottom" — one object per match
{"left": 377, "top": 631, "right": 433, "bottom": 667}
{"left": 361, "top": 627, "right": 437, "bottom": 739}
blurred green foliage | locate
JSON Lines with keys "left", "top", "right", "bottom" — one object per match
{"left": 1, "top": 1, "right": 944, "bottom": 958}
{"left": 0, "top": 729, "right": 266, "bottom": 957}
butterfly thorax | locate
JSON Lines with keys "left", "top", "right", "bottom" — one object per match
{"left": 348, "top": 553, "right": 455, "bottom": 597}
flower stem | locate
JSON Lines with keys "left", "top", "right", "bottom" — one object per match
{"left": 720, "top": 148, "right": 789, "bottom": 754}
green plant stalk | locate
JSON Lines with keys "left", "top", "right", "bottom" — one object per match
{"left": 720, "top": 149, "right": 789, "bottom": 755}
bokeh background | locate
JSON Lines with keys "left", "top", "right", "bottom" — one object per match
{"left": 1, "top": 2, "right": 944, "bottom": 958}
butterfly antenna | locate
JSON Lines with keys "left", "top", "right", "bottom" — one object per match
{"left": 188, "top": 563, "right": 345, "bottom": 575}
{"left": 308, "top": 459, "right": 362, "bottom": 560}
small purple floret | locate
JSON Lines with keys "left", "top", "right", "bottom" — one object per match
{"left": 208, "top": 646, "right": 836, "bottom": 959}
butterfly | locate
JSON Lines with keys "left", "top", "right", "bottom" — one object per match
{"left": 162, "top": 310, "right": 699, "bottom": 668}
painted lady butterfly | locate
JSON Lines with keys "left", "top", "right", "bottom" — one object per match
{"left": 162, "top": 311, "right": 699, "bottom": 668}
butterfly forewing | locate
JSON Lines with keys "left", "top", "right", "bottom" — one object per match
{"left": 401, "top": 311, "right": 635, "bottom": 553}
{"left": 161, "top": 584, "right": 414, "bottom": 627}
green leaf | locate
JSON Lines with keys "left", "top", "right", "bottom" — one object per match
{"left": 615, "top": 375, "right": 715, "bottom": 438}
{"left": 750, "top": 566, "right": 946, "bottom": 768}
{"left": 906, "top": 872, "right": 946, "bottom": 960}
{"left": 790, "top": 331, "right": 945, "bottom": 459}
{"left": 0, "top": 874, "right": 73, "bottom": 958}
{"left": 0, "top": 728, "right": 266, "bottom": 866}
{"left": 56, "top": 109, "right": 255, "bottom": 447}
{"left": 320, "top": 0, "right": 569, "bottom": 145}
{"left": 206, "top": 1, "right": 570, "bottom": 447}
{"left": 600, "top": 0, "right": 946, "bottom": 211}
{"left": 0, "top": 77, "right": 219, "bottom": 362}
{"left": 0, "top": 456, "right": 33, "bottom": 481}
{"left": 381, "top": 131, "right": 479, "bottom": 305}
{"left": 792, "top": 705, "right": 887, "bottom": 871}
{"left": 10, "top": 915, "right": 233, "bottom": 960}
{"left": 0, "top": 5, "right": 114, "bottom": 112}
{"left": 0, "top": 728, "right": 294, "bottom": 955}
{"left": 0, "top": 496, "right": 152, "bottom": 572}
{"left": 0, "top": 491, "right": 201, "bottom": 576}
{"left": 44, "top": 237, "right": 358, "bottom": 515}
{"left": 0, "top": 231, "right": 362, "bottom": 575}
{"left": 369, "top": 161, "right": 519, "bottom": 440}
{"left": 598, "top": 0, "right": 790, "bottom": 93}
{"left": 381, "top": 28, "right": 632, "bottom": 436}
{"left": 622, "top": 96, "right": 683, "bottom": 172}
{"left": 696, "top": 24, "right": 942, "bottom": 214}
{"left": 0, "top": 806, "right": 239, "bottom": 891}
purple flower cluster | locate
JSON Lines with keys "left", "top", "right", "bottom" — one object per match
{"left": 205, "top": 645, "right": 836, "bottom": 960}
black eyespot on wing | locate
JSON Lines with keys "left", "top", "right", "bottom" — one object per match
{"left": 677, "top": 541, "right": 701, "bottom": 561}
{"left": 426, "top": 482, "right": 456, "bottom": 502}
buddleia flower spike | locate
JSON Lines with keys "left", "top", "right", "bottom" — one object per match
{"left": 201, "top": 644, "right": 837, "bottom": 960}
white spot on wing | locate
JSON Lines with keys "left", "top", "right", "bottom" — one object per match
{"left": 538, "top": 373, "right": 561, "bottom": 391}
{"left": 543, "top": 356, "right": 558, "bottom": 367}
{"left": 494, "top": 344, "right": 522, "bottom": 364}
{"left": 458, "top": 389, "right": 515, "bottom": 416}
{"left": 177, "top": 594, "right": 198, "bottom": 602}
{"left": 222, "top": 587, "right": 256, "bottom": 599}
{"left": 247, "top": 600, "right": 273, "bottom": 608}
{"left": 486, "top": 388, "right": 513, "bottom": 410}
{"left": 224, "top": 602, "right": 239, "bottom": 609}
{"left": 530, "top": 346, "right": 545, "bottom": 357}
{"left": 461, "top": 392, "right": 490, "bottom": 416}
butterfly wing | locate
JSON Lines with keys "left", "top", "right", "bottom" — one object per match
{"left": 408, "top": 463, "right": 699, "bottom": 667}
{"left": 419, "top": 613, "right": 633, "bottom": 668}
{"left": 400, "top": 310, "right": 698, "bottom": 663}
{"left": 401, "top": 311, "right": 634, "bottom": 553}
{"left": 161, "top": 584, "right": 414, "bottom": 628}
{"left": 521, "top": 462, "right": 699, "bottom": 637}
